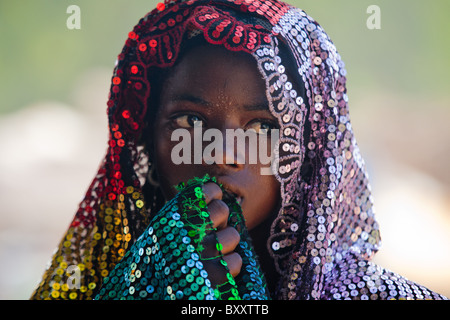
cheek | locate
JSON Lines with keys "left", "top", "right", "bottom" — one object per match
{"left": 153, "top": 134, "right": 179, "bottom": 199}
{"left": 244, "top": 176, "right": 280, "bottom": 230}
{"left": 154, "top": 133, "right": 206, "bottom": 199}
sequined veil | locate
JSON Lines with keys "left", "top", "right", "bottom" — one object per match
{"left": 31, "top": 0, "right": 447, "bottom": 300}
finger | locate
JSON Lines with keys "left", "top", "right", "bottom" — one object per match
{"left": 216, "top": 226, "right": 240, "bottom": 255}
{"left": 198, "top": 226, "right": 239, "bottom": 259}
{"left": 202, "top": 182, "right": 222, "bottom": 204}
{"left": 201, "top": 253, "right": 242, "bottom": 286}
{"left": 223, "top": 252, "right": 243, "bottom": 278}
{"left": 207, "top": 199, "right": 229, "bottom": 230}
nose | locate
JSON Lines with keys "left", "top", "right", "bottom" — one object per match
{"left": 202, "top": 127, "right": 245, "bottom": 171}
{"left": 220, "top": 134, "right": 245, "bottom": 170}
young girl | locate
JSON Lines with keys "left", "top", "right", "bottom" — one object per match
{"left": 31, "top": 0, "right": 447, "bottom": 300}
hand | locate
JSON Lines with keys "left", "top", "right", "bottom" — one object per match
{"left": 200, "top": 182, "right": 243, "bottom": 286}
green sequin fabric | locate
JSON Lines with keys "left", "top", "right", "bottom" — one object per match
{"left": 95, "top": 175, "right": 269, "bottom": 300}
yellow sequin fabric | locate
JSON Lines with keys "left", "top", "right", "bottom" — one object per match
{"left": 31, "top": 158, "right": 151, "bottom": 299}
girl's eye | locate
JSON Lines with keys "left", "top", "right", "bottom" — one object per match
{"left": 247, "top": 120, "right": 278, "bottom": 134}
{"left": 173, "top": 114, "right": 203, "bottom": 128}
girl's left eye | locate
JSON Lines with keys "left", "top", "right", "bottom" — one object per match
{"left": 246, "top": 120, "right": 278, "bottom": 134}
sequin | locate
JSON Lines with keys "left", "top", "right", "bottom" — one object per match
{"left": 112, "top": 77, "right": 121, "bottom": 85}
{"left": 122, "top": 110, "right": 130, "bottom": 119}
{"left": 139, "top": 43, "right": 147, "bottom": 52}
{"left": 156, "top": 2, "right": 165, "bottom": 11}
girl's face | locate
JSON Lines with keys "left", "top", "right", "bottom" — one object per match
{"left": 151, "top": 44, "right": 280, "bottom": 231}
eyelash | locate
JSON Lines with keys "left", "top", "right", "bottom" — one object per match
{"left": 247, "top": 119, "right": 279, "bottom": 133}
{"left": 170, "top": 113, "right": 278, "bottom": 134}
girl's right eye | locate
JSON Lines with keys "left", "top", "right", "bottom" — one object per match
{"left": 172, "top": 114, "right": 203, "bottom": 128}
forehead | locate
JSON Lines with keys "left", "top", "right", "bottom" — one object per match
{"left": 161, "top": 44, "right": 268, "bottom": 109}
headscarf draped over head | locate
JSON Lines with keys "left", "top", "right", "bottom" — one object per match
{"left": 31, "top": 0, "right": 447, "bottom": 300}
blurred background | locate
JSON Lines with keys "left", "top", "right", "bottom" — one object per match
{"left": 1, "top": 0, "right": 449, "bottom": 299}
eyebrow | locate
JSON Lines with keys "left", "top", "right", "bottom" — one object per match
{"left": 170, "top": 93, "right": 213, "bottom": 108}
{"left": 170, "top": 93, "right": 270, "bottom": 112}
{"left": 243, "top": 102, "right": 270, "bottom": 112}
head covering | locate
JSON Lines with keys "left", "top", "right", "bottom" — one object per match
{"left": 31, "top": 0, "right": 447, "bottom": 300}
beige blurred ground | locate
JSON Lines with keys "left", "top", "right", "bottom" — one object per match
{"left": 351, "top": 91, "right": 450, "bottom": 297}
{"left": 0, "top": 68, "right": 449, "bottom": 299}
{"left": 0, "top": 68, "right": 110, "bottom": 299}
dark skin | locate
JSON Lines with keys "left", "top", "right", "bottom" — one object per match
{"left": 149, "top": 44, "right": 281, "bottom": 292}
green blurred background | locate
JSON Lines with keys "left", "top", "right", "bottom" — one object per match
{"left": 2, "top": 0, "right": 450, "bottom": 114}
{"left": 1, "top": 0, "right": 449, "bottom": 299}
